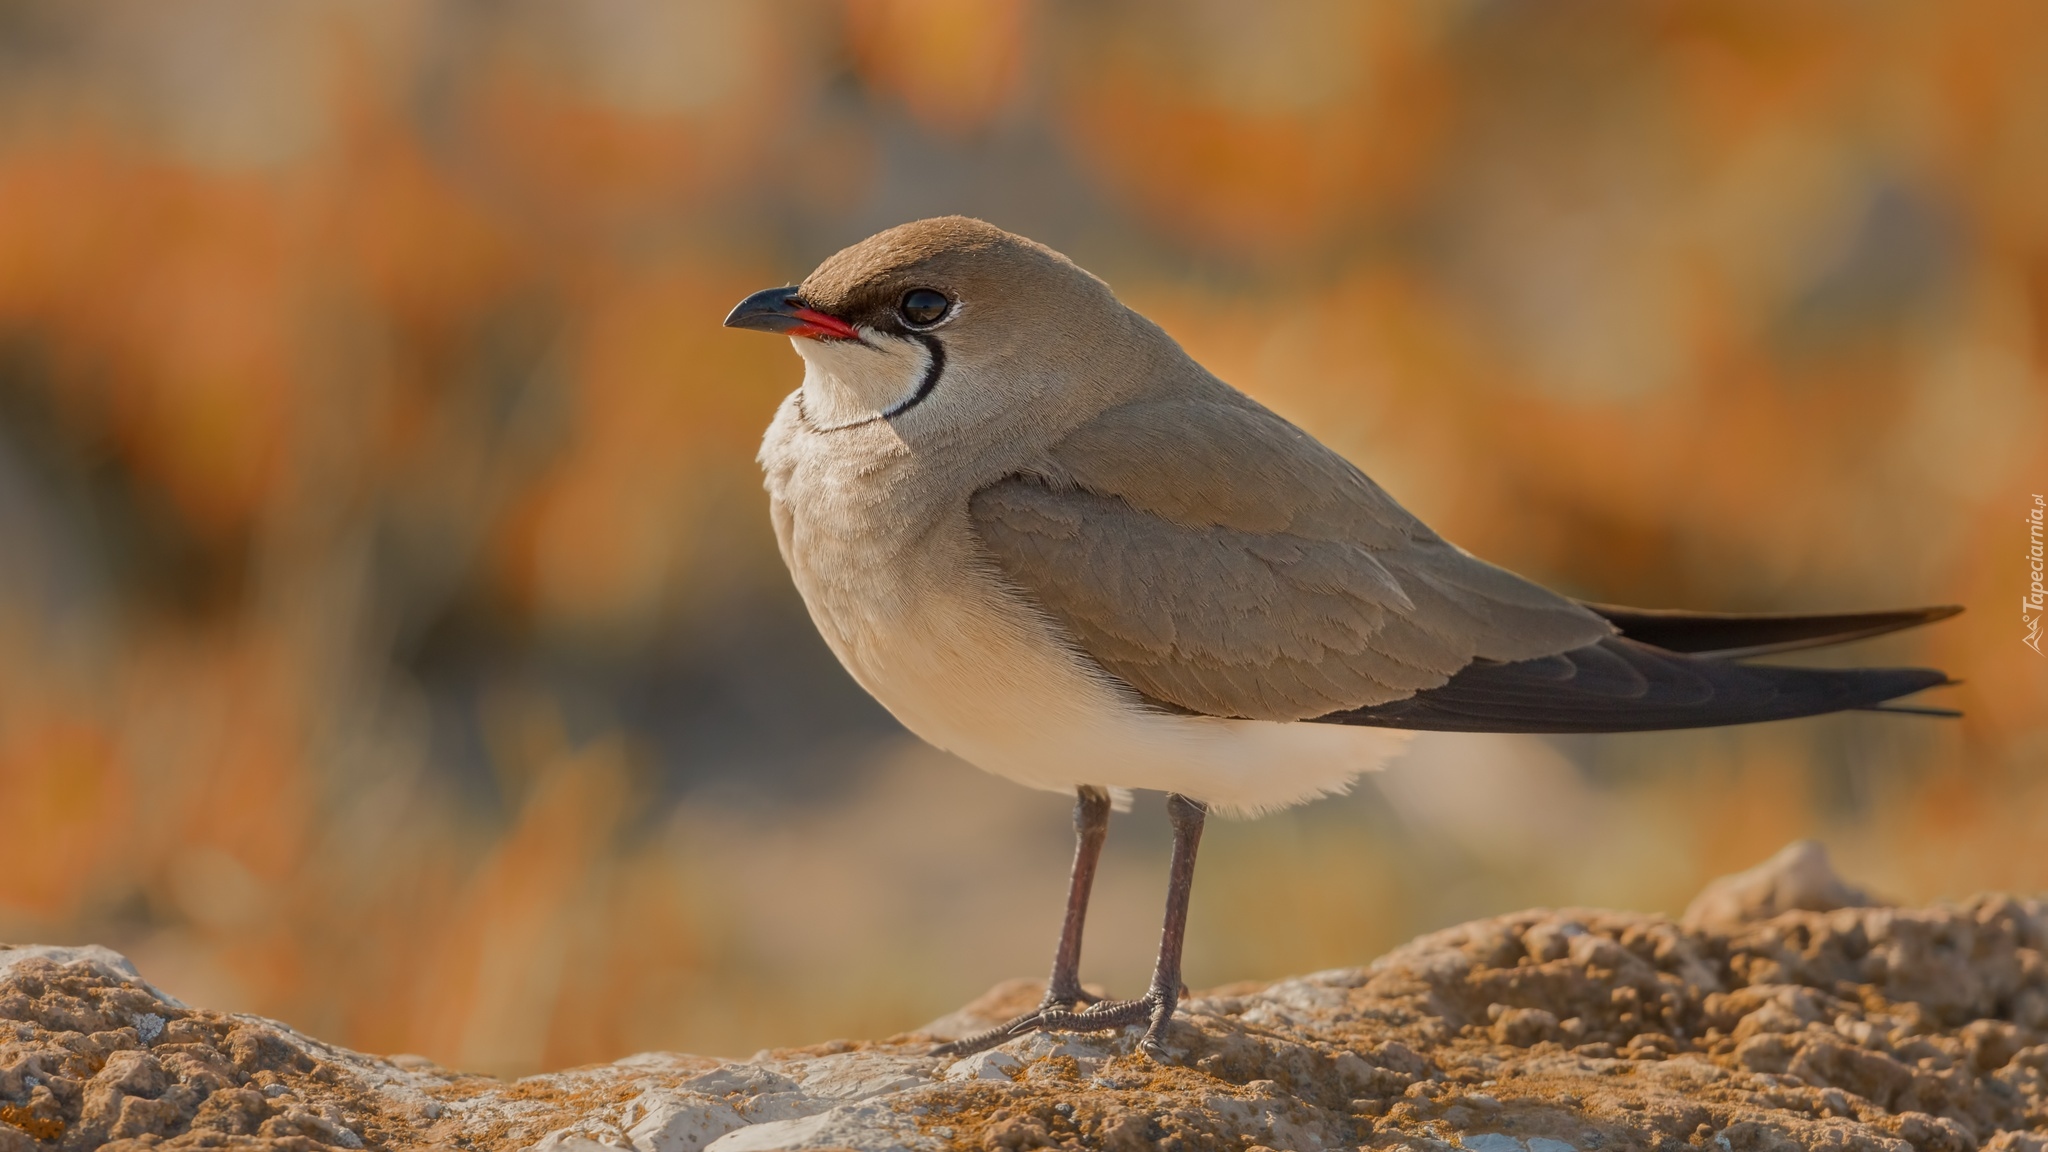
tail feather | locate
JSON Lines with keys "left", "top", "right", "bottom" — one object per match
{"left": 1317, "top": 636, "right": 1955, "bottom": 734}
{"left": 1581, "top": 602, "right": 1962, "bottom": 659}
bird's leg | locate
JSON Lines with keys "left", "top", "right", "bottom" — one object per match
{"left": 1041, "top": 784, "right": 1113, "bottom": 1008}
{"left": 932, "top": 785, "right": 1112, "bottom": 1057}
{"left": 1140, "top": 791, "right": 1206, "bottom": 1052}
{"left": 936, "top": 793, "right": 1208, "bottom": 1063}
{"left": 1129, "top": 791, "right": 1206, "bottom": 1055}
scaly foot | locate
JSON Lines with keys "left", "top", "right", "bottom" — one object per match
{"left": 929, "top": 987, "right": 1101, "bottom": 1058}
{"left": 930, "top": 988, "right": 1178, "bottom": 1060}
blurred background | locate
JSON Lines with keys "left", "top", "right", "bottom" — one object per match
{"left": 0, "top": 0, "right": 2043, "bottom": 1076}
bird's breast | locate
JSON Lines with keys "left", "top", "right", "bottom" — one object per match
{"left": 760, "top": 397, "right": 1125, "bottom": 761}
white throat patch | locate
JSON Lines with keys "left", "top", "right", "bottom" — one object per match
{"left": 794, "top": 331, "right": 933, "bottom": 430}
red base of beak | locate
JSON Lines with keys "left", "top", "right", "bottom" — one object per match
{"left": 787, "top": 307, "right": 859, "bottom": 341}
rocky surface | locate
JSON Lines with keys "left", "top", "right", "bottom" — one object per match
{"left": 5, "top": 846, "right": 2048, "bottom": 1152}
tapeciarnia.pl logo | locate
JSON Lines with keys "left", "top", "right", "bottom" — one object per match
{"left": 2027, "top": 493, "right": 2045, "bottom": 656}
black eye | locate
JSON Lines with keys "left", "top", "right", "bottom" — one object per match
{"left": 898, "top": 289, "right": 950, "bottom": 327}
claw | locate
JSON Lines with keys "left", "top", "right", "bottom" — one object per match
{"left": 929, "top": 1018, "right": 1024, "bottom": 1059}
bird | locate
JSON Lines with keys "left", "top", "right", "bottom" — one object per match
{"left": 722, "top": 216, "right": 1960, "bottom": 1061}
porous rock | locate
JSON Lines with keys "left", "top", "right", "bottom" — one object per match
{"left": 3, "top": 847, "right": 2046, "bottom": 1151}
{"left": 1682, "top": 841, "right": 1873, "bottom": 933}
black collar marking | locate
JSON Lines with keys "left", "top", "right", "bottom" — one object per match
{"left": 883, "top": 333, "right": 945, "bottom": 420}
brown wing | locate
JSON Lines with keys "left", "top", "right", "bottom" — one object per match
{"left": 969, "top": 390, "right": 1613, "bottom": 721}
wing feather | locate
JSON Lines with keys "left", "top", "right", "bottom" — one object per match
{"left": 1582, "top": 602, "right": 1963, "bottom": 658}
{"left": 968, "top": 389, "right": 1614, "bottom": 720}
{"left": 1320, "top": 637, "right": 1950, "bottom": 732}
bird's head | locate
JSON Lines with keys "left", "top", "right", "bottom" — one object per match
{"left": 724, "top": 217, "right": 1157, "bottom": 444}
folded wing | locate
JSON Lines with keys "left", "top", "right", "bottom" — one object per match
{"left": 968, "top": 390, "right": 1614, "bottom": 721}
{"left": 970, "top": 387, "right": 1955, "bottom": 730}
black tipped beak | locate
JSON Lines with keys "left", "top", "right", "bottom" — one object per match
{"left": 723, "top": 287, "right": 859, "bottom": 341}
{"left": 723, "top": 287, "right": 803, "bottom": 333}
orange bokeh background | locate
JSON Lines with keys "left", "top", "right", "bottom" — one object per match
{"left": 0, "top": 1, "right": 2043, "bottom": 1075}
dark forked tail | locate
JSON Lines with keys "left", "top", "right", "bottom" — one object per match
{"left": 1317, "top": 603, "right": 1961, "bottom": 734}
{"left": 1581, "top": 602, "right": 1962, "bottom": 659}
